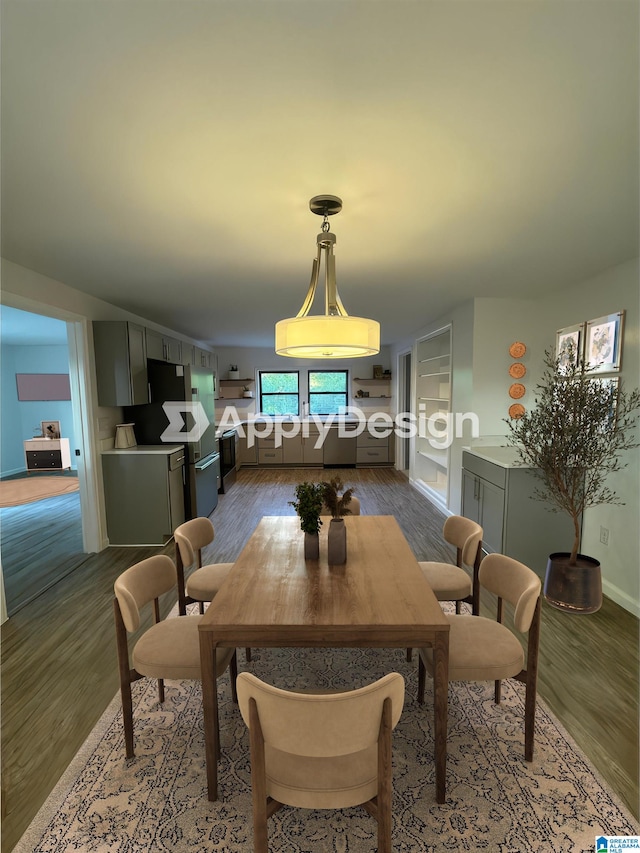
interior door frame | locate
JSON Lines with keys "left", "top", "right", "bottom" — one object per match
{"left": 0, "top": 296, "right": 101, "bottom": 554}
{"left": 396, "top": 347, "right": 413, "bottom": 473}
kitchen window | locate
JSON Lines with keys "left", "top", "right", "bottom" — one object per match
{"left": 308, "top": 370, "right": 348, "bottom": 415}
{"left": 259, "top": 371, "right": 299, "bottom": 416}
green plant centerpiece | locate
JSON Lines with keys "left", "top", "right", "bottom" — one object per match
{"left": 289, "top": 481, "right": 324, "bottom": 559}
{"left": 505, "top": 346, "right": 639, "bottom": 613}
{"left": 321, "top": 477, "right": 354, "bottom": 564}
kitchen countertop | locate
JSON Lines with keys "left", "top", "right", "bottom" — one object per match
{"left": 102, "top": 445, "right": 185, "bottom": 455}
{"left": 463, "top": 445, "right": 525, "bottom": 468}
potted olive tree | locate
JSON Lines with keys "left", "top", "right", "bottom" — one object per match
{"left": 321, "top": 476, "right": 354, "bottom": 565}
{"left": 289, "top": 482, "right": 324, "bottom": 559}
{"left": 506, "top": 347, "right": 639, "bottom": 613}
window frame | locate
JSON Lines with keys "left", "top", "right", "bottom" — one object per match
{"left": 307, "top": 369, "right": 349, "bottom": 416}
{"left": 259, "top": 370, "right": 300, "bottom": 416}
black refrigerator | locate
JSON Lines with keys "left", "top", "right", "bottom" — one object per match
{"left": 125, "top": 359, "right": 219, "bottom": 519}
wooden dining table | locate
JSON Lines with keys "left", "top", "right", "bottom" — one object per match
{"left": 198, "top": 515, "right": 450, "bottom": 803}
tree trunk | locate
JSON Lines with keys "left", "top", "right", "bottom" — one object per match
{"left": 569, "top": 514, "right": 581, "bottom": 565}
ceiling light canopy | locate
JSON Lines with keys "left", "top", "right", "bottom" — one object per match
{"left": 275, "top": 195, "right": 380, "bottom": 359}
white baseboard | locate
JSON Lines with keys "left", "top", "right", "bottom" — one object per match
{"left": 602, "top": 578, "right": 640, "bottom": 618}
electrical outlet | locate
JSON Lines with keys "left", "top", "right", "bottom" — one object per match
{"left": 600, "top": 526, "right": 609, "bottom": 546}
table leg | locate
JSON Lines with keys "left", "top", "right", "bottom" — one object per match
{"left": 433, "top": 629, "right": 449, "bottom": 804}
{"left": 199, "top": 631, "right": 219, "bottom": 801}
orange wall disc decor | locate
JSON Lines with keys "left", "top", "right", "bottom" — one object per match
{"left": 509, "top": 342, "right": 526, "bottom": 358}
{"left": 509, "top": 362, "right": 526, "bottom": 379}
{"left": 509, "top": 382, "right": 526, "bottom": 399}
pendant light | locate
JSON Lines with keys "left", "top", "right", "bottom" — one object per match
{"left": 275, "top": 195, "right": 380, "bottom": 358}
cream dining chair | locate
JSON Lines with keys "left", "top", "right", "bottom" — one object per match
{"left": 420, "top": 515, "right": 483, "bottom": 614}
{"left": 237, "top": 671, "right": 405, "bottom": 853}
{"left": 113, "top": 553, "right": 237, "bottom": 758}
{"left": 174, "top": 517, "right": 235, "bottom": 615}
{"left": 417, "top": 552, "right": 541, "bottom": 760}
{"left": 407, "top": 515, "right": 482, "bottom": 662}
{"left": 174, "top": 516, "right": 251, "bottom": 660}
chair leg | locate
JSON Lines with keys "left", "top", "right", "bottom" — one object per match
{"left": 406, "top": 648, "right": 412, "bottom": 662}
{"left": 455, "top": 600, "right": 461, "bottom": 614}
{"left": 245, "top": 647, "right": 252, "bottom": 662}
{"left": 377, "top": 698, "right": 392, "bottom": 853}
{"left": 199, "top": 601, "right": 205, "bottom": 615}
{"left": 524, "top": 677, "right": 536, "bottom": 762}
{"left": 120, "top": 681, "right": 135, "bottom": 759}
{"left": 249, "top": 699, "right": 269, "bottom": 853}
{"left": 114, "top": 598, "right": 135, "bottom": 758}
{"left": 158, "top": 678, "right": 165, "bottom": 704}
{"left": 494, "top": 679, "right": 501, "bottom": 704}
{"left": 523, "top": 596, "right": 541, "bottom": 761}
{"left": 417, "top": 655, "right": 426, "bottom": 704}
{"left": 230, "top": 650, "right": 238, "bottom": 704}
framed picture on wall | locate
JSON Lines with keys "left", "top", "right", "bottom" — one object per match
{"left": 41, "top": 420, "right": 61, "bottom": 439}
{"left": 555, "top": 322, "right": 585, "bottom": 372}
{"left": 585, "top": 311, "right": 624, "bottom": 374}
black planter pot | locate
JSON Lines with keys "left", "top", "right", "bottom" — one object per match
{"left": 543, "top": 552, "right": 602, "bottom": 614}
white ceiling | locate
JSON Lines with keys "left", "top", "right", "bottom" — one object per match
{"left": 1, "top": 1, "right": 638, "bottom": 349}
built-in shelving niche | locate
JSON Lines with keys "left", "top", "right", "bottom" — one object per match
{"left": 413, "top": 325, "right": 451, "bottom": 511}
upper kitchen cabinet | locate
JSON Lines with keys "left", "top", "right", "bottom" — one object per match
{"left": 182, "top": 344, "right": 213, "bottom": 368}
{"left": 145, "top": 329, "right": 183, "bottom": 364}
{"left": 93, "top": 321, "right": 149, "bottom": 407}
{"left": 413, "top": 325, "right": 451, "bottom": 511}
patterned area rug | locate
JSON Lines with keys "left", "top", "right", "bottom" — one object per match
{"left": 0, "top": 475, "right": 78, "bottom": 507}
{"left": 15, "top": 643, "right": 638, "bottom": 853}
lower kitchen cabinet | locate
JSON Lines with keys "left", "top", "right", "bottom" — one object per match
{"left": 356, "top": 431, "right": 390, "bottom": 465}
{"left": 283, "top": 434, "right": 304, "bottom": 464}
{"left": 461, "top": 449, "right": 576, "bottom": 575}
{"left": 237, "top": 435, "right": 258, "bottom": 466}
{"left": 102, "top": 446, "right": 186, "bottom": 545}
{"left": 302, "top": 428, "right": 324, "bottom": 465}
{"left": 257, "top": 436, "right": 282, "bottom": 465}
{"left": 236, "top": 423, "right": 393, "bottom": 468}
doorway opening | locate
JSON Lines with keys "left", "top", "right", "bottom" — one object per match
{"left": 397, "top": 349, "right": 412, "bottom": 476}
{"left": 0, "top": 304, "right": 97, "bottom": 616}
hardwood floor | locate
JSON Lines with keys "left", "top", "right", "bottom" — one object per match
{"left": 1, "top": 467, "right": 638, "bottom": 852}
{"left": 1, "top": 484, "right": 85, "bottom": 616}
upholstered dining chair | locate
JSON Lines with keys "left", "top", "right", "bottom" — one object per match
{"left": 113, "top": 553, "right": 237, "bottom": 759}
{"left": 237, "top": 671, "right": 405, "bottom": 853}
{"left": 421, "top": 515, "right": 483, "bottom": 614}
{"left": 174, "top": 517, "right": 234, "bottom": 615}
{"left": 406, "top": 515, "right": 482, "bottom": 662}
{"left": 175, "top": 516, "right": 252, "bottom": 661}
{"left": 417, "top": 552, "right": 541, "bottom": 761}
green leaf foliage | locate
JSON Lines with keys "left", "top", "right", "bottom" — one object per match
{"left": 289, "top": 482, "right": 324, "bottom": 535}
{"left": 505, "top": 347, "right": 640, "bottom": 563}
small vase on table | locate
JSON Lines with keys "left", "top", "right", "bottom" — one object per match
{"left": 328, "top": 518, "right": 347, "bottom": 564}
{"left": 304, "top": 532, "right": 320, "bottom": 560}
